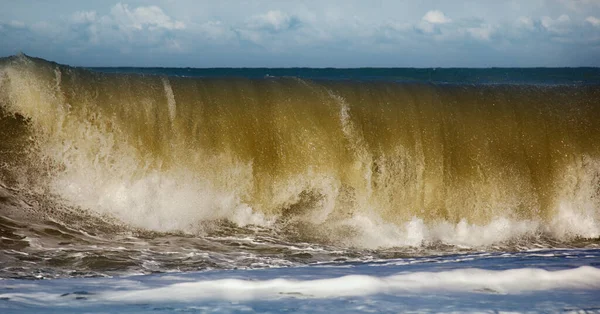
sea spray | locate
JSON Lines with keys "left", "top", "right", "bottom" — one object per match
{"left": 1, "top": 55, "right": 599, "bottom": 249}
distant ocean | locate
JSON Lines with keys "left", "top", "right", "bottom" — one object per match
{"left": 1, "top": 54, "right": 599, "bottom": 313}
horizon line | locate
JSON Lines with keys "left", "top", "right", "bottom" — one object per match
{"left": 2, "top": 54, "right": 600, "bottom": 70}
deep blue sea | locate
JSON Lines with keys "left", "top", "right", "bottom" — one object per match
{"left": 91, "top": 66, "right": 600, "bottom": 84}
{"left": 1, "top": 55, "right": 599, "bottom": 313}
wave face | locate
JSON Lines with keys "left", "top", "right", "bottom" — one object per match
{"left": 1, "top": 55, "right": 600, "bottom": 267}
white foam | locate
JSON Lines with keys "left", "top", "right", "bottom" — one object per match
{"left": 53, "top": 168, "right": 272, "bottom": 231}
{"left": 327, "top": 215, "right": 541, "bottom": 248}
{"left": 4, "top": 266, "right": 597, "bottom": 305}
{"left": 550, "top": 156, "right": 600, "bottom": 239}
{"left": 162, "top": 77, "right": 176, "bottom": 123}
{"left": 102, "top": 266, "right": 600, "bottom": 302}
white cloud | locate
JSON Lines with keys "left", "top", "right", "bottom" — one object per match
{"left": 540, "top": 14, "right": 572, "bottom": 33}
{"left": 8, "top": 20, "right": 25, "bottom": 28}
{"left": 245, "top": 10, "right": 299, "bottom": 32}
{"left": 2, "top": 1, "right": 600, "bottom": 66}
{"left": 515, "top": 16, "right": 535, "bottom": 30}
{"left": 233, "top": 10, "right": 306, "bottom": 47}
{"left": 71, "top": 11, "right": 97, "bottom": 24}
{"left": 416, "top": 10, "right": 452, "bottom": 34}
{"left": 259, "top": 10, "right": 293, "bottom": 31}
{"left": 560, "top": 0, "right": 600, "bottom": 12}
{"left": 466, "top": 25, "right": 494, "bottom": 40}
{"left": 586, "top": 16, "right": 600, "bottom": 26}
{"left": 57, "top": 3, "right": 188, "bottom": 54}
{"left": 422, "top": 10, "right": 452, "bottom": 24}
{"left": 110, "top": 3, "right": 185, "bottom": 31}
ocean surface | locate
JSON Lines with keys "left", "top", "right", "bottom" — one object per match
{"left": 0, "top": 54, "right": 599, "bottom": 313}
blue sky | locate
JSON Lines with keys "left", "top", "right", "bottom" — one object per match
{"left": 1, "top": 0, "right": 599, "bottom": 67}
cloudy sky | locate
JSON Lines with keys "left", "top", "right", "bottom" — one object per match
{"left": 1, "top": 0, "right": 599, "bottom": 67}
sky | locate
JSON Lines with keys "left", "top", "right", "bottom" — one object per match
{"left": 1, "top": 0, "right": 599, "bottom": 67}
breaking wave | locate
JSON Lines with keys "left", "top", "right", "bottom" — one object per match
{"left": 1, "top": 54, "right": 599, "bottom": 252}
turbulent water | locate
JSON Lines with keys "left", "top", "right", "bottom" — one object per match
{"left": 0, "top": 54, "right": 599, "bottom": 280}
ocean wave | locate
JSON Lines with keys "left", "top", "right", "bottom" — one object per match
{"left": 0, "top": 54, "right": 599, "bottom": 253}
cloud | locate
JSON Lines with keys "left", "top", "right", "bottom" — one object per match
{"left": 422, "top": 10, "right": 452, "bottom": 24}
{"left": 247, "top": 10, "right": 300, "bottom": 32}
{"left": 416, "top": 10, "right": 452, "bottom": 34}
{"left": 110, "top": 3, "right": 185, "bottom": 31}
{"left": 465, "top": 25, "right": 494, "bottom": 40}
{"left": 62, "top": 3, "right": 187, "bottom": 54}
{"left": 540, "top": 14, "right": 572, "bottom": 33}
{"left": 503, "top": 13, "right": 600, "bottom": 47}
{"left": 515, "top": 16, "right": 536, "bottom": 30}
{"left": 2, "top": 1, "right": 600, "bottom": 67}
{"left": 586, "top": 16, "right": 600, "bottom": 26}
{"left": 412, "top": 12, "right": 495, "bottom": 41}
{"left": 559, "top": 0, "right": 600, "bottom": 12}
{"left": 71, "top": 11, "right": 97, "bottom": 24}
{"left": 8, "top": 20, "right": 25, "bottom": 28}
{"left": 233, "top": 10, "right": 305, "bottom": 47}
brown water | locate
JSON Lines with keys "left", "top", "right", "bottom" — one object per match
{"left": 1, "top": 55, "right": 599, "bottom": 279}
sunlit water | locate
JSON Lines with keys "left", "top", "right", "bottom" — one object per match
{"left": 1, "top": 55, "right": 599, "bottom": 312}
